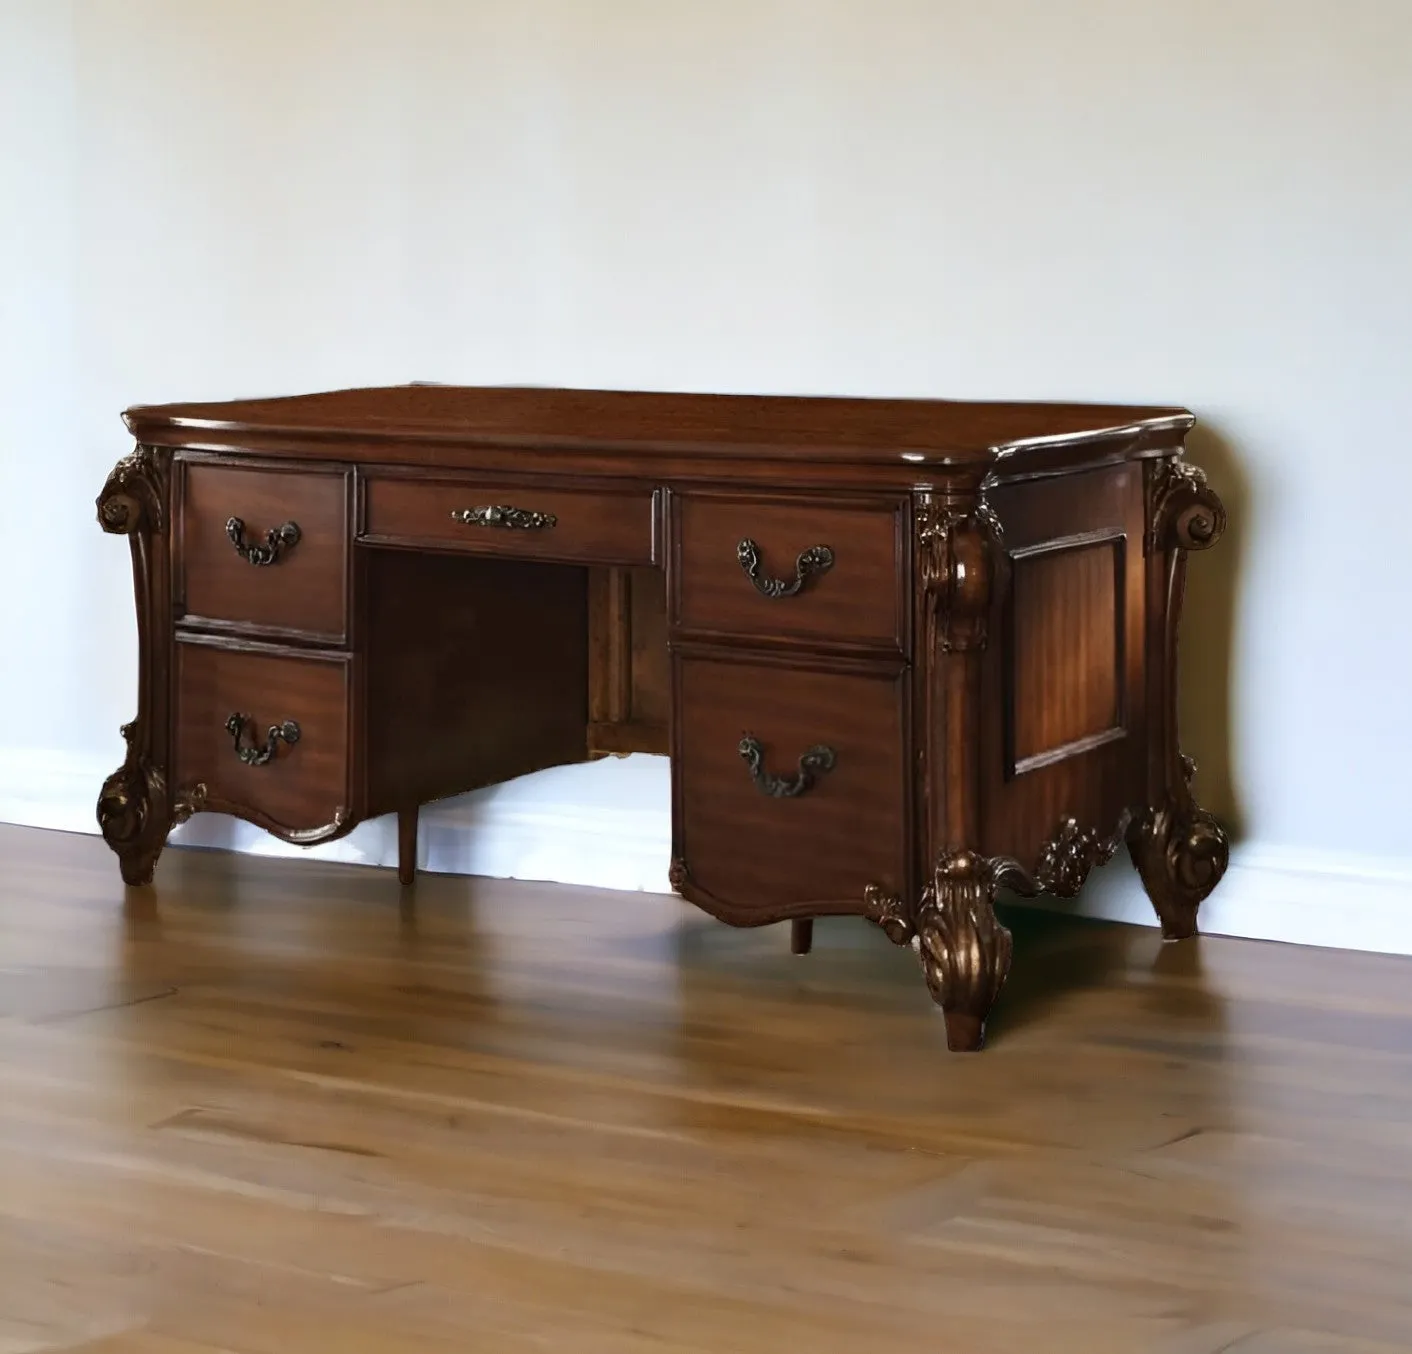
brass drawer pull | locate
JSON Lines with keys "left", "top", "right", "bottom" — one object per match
{"left": 736, "top": 539, "right": 834, "bottom": 598}
{"left": 451, "top": 505, "right": 557, "bottom": 530}
{"left": 738, "top": 736, "right": 836, "bottom": 798}
{"left": 225, "top": 713, "right": 301, "bottom": 767}
{"left": 226, "top": 516, "right": 301, "bottom": 566}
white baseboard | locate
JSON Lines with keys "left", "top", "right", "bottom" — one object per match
{"left": 4, "top": 747, "right": 1411, "bottom": 957}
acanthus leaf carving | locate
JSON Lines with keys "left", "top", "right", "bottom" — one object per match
{"left": 97, "top": 444, "right": 168, "bottom": 536}
{"left": 1128, "top": 755, "right": 1229, "bottom": 940}
{"left": 914, "top": 849, "right": 1014, "bottom": 1052}
{"left": 916, "top": 494, "right": 1003, "bottom": 653}
{"left": 863, "top": 883, "right": 914, "bottom": 946}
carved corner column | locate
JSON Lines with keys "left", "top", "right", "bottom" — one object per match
{"left": 96, "top": 445, "right": 187, "bottom": 885}
{"left": 913, "top": 490, "right": 1011, "bottom": 1051}
{"left": 1130, "top": 458, "right": 1230, "bottom": 939}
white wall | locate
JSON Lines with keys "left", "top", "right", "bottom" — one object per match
{"left": 3, "top": 1, "right": 1410, "bottom": 948}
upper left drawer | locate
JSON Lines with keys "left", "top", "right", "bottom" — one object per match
{"left": 175, "top": 459, "right": 351, "bottom": 643}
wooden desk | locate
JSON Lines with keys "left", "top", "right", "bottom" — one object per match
{"left": 95, "top": 384, "right": 1229, "bottom": 1051}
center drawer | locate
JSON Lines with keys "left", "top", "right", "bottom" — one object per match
{"left": 670, "top": 491, "right": 907, "bottom": 649}
{"left": 361, "top": 475, "right": 656, "bottom": 567}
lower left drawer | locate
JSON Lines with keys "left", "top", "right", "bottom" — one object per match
{"left": 174, "top": 640, "right": 352, "bottom": 836}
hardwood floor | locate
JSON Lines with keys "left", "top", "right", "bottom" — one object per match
{"left": 1, "top": 822, "right": 1410, "bottom": 1353}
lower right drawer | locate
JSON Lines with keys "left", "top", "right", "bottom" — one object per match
{"left": 671, "top": 651, "right": 909, "bottom": 916}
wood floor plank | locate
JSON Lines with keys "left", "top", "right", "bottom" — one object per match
{"left": 2, "top": 823, "right": 1411, "bottom": 1351}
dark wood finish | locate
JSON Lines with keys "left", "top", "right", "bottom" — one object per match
{"left": 397, "top": 804, "right": 418, "bottom": 886}
{"left": 586, "top": 566, "right": 669, "bottom": 758}
{"left": 361, "top": 473, "right": 655, "bottom": 567}
{"left": 362, "top": 551, "right": 589, "bottom": 818}
{"left": 790, "top": 917, "right": 814, "bottom": 955}
{"left": 98, "top": 382, "right": 1229, "bottom": 1053}
{"left": 126, "top": 383, "right": 1192, "bottom": 467}
{"left": 175, "top": 457, "right": 351, "bottom": 642}
{"left": 670, "top": 491, "right": 906, "bottom": 650}
{"left": 669, "top": 647, "right": 910, "bottom": 925}
{"left": 173, "top": 638, "right": 352, "bottom": 839}
{"left": 1008, "top": 532, "right": 1124, "bottom": 772}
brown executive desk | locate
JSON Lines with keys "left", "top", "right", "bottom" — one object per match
{"left": 96, "top": 384, "right": 1229, "bottom": 1051}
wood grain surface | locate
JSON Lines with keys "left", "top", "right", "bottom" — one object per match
{"left": 3, "top": 822, "right": 1410, "bottom": 1352}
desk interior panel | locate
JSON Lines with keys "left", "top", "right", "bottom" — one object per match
{"left": 362, "top": 550, "right": 589, "bottom": 816}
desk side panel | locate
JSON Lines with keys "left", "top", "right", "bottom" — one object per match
{"left": 979, "top": 462, "right": 1149, "bottom": 869}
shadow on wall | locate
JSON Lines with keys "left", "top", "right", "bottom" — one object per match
{"left": 1179, "top": 422, "right": 1250, "bottom": 843}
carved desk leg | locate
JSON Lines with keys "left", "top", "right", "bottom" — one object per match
{"left": 913, "top": 491, "right": 1012, "bottom": 1050}
{"left": 96, "top": 445, "right": 179, "bottom": 886}
{"left": 916, "top": 852, "right": 1013, "bottom": 1053}
{"left": 1131, "top": 459, "right": 1231, "bottom": 939}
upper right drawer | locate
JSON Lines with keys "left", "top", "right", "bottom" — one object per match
{"left": 670, "top": 492, "right": 907, "bottom": 650}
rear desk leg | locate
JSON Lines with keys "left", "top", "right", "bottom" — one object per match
{"left": 1130, "top": 459, "right": 1230, "bottom": 939}
{"left": 398, "top": 805, "right": 419, "bottom": 886}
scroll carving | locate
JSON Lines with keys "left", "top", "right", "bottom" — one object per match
{"left": 994, "top": 812, "right": 1132, "bottom": 900}
{"left": 1148, "top": 460, "right": 1227, "bottom": 555}
{"left": 863, "top": 884, "right": 913, "bottom": 946}
{"left": 95, "top": 444, "right": 175, "bottom": 885}
{"left": 916, "top": 495, "right": 1004, "bottom": 652}
{"left": 96, "top": 721, "right": 170, "bottom": 887}
{"left": 1130, "top": 756, "right": 1229, "bottom": 939}
{"left": 915, "top": 850, "right": 1014, "bottom": 1052}
{"left": 97, "top": 444, "right": 167, "bottom": 536}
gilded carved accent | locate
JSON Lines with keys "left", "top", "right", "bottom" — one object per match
{"left": 863, "top": 883, "right": 913, "bottom": 946}
{"left": 994, "top": 812, "right": 1133, "bottom": 900}
{"left": 97, "top": 444, "right": 168, "bottom": 536}
{"left": 1147, "top": 460, "right": 1227, "bottom": 556}
{"left": 916, "top": 495, "right": 1004, "bottom": 652}
{"left": 96, "top": 721, "right": 170, "bottom": 887}
{"left": 915, "top": 850, "right": 1014, "bottom": 1052}
{"left": 173, "top": 783, "right": 208, "bottom": 824}
{"left": 1129, "top": 757, "right": 1229, "bottom": 940}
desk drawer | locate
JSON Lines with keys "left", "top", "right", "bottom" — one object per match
{"left": 177, "top": 461, "right": 350, "bottom": 640}
{"left": 671, "top": 651, "right": 908, "bottom": 919}
{"left": 362, "top": 475, "right": 656, "bottom": 566}
{"left": 174, "top": 641, "right": 351, "bottom": 837}
{"left": 671, "top": 492, "right": 905, "bottom": 649}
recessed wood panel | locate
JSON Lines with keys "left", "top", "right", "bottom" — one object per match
{"left": 1008, "top": 533, "right": 1125, "bottom": 775}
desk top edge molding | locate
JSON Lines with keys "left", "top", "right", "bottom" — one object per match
{"left": 120, "top": 382, "right": 1196, "bottom": 476}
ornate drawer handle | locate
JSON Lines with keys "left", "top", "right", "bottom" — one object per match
{"left": 225, "top": 713, "right": 301, "bottom": 767}
{"left": 738, "top": 736, "right": 836, "bottom": 798}
{"left": 736, "top": 539, "right": 834, "bottom": 598}
{"left": 226, "top": 516, "right": 301, "bottom": 566}
{"left": 451, "top": 505, "right": 557, "bottom": 530}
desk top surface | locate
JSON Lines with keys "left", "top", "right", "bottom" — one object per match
{"left": 124, "top": 384, "right": 1193, "bottom": 469}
